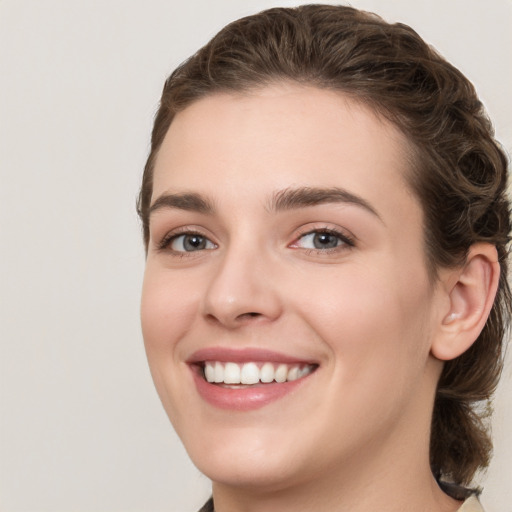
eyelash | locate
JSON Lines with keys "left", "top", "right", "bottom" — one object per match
{"left": 157, "top": 228, "right": 214, "bottom": 253}
{"left": 157, "top": 227, "right": 355, "bottom": 255}
{"left": 291, "top": 227, "right": 355, "bottom": 254}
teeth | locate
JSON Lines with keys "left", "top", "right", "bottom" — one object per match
{"left": 203, "top": 361, "right": 315, "bottom": 385}
{"left": 240, "top": 362, "right": 260, "bottom": 385}
{"left": 298, "top": 366, "right": 311, "bottom": 378}
{"left": 214, "top": 362, "right": 224, "bottom": 383}
{"left": 204, "top": 363, "right": 215, "bottom": 383}
{"left": 224, "top": 362, "right": 240, "bottom": 384}
{"left": 260, "top": 362, "right": 274, "bottom": 383}
{"left": 287, "top": 366, "right": 300, "bottom": 381}
{"left": 275, "top": 364, "right": 288, "bottom": 383}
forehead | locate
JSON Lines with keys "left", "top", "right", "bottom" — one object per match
{"left": 152, "top": 84, "right": 418, "bottom": 222}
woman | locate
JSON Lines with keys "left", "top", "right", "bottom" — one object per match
{"left": 137, "top": 5, "right": 511, "bottom": 511}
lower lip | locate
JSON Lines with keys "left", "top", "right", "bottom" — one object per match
{"left": 191, "top": 367, "right": 311, "bottom": 411}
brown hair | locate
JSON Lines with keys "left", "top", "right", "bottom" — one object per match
{"left": 137, "top": 5, "right": 511, "bottom": 486}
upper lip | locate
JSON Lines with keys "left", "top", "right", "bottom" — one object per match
{"left": 186, "top": 347, "right": 318, "bottom": 365}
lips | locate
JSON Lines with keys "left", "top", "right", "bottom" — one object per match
{"left": 187, "top": 348, "right": 319, "bottom": 411}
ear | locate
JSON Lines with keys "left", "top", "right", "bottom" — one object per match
{"left": 431, "top": 243, "right": 500, "bottom": 361}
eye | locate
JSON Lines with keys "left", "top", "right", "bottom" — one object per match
{"left": 292, "top": 229, "right": 354, "bottom": 251}
{"left": 168, "top": 233, "right": 216, "bottom": 252}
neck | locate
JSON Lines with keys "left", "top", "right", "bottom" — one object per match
{"left": 210, "top": 369, "right": 462, "bottom": 512}
{"left": 211, "top": 454, "right": 461, "bottom": 512}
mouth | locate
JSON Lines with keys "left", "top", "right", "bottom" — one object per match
{"left": 201, "top": 361, "right": 317, "bottom": 387}
{"left": 187, "top": 348, "right": 319, "bottom": 410}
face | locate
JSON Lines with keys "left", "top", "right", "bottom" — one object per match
{"left": 141, "top": 84, "right": 445, "bottom": 492}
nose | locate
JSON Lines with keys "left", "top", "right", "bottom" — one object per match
{"left": 202, "top": 244, "right": 283, "bottom": 329}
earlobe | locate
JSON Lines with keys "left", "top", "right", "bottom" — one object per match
{"left": 431, "top": 243, "right": 500, "bottom": 361}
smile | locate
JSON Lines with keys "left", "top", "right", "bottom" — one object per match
{"left": 188, "top": 348, "right": 319, "bottom": 410}
{"left": 203, "top": 361, "right": 316, "bottom": 385}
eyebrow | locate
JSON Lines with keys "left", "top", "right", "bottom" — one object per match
{"left": 148, "top": 186, "right": 381, "bottom": 221}
{"left": 268, "top": 186, "right": 382, "bottom": 220}
{"left": 149, "top": 192, "right": 215, "bottom": 216}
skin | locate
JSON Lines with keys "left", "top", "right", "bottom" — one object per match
{"left": 141, "top": 84, "right": 470, "bottom": 512}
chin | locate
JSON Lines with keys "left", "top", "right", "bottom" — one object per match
{"left": 195, "top": 452, "right": 304, "bottom": 492}
{"left": 181, "top": 425, "right": 311, "bottom": 491}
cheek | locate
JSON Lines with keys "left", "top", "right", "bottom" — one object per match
{"left": 294, "top": 260, "right": 434, "bottom": 384}
{"left": 140, "top": 267, "right": 199, "bottom": 360}
{"left": 140, "top": 266, "right": 205, "bottom": 429}
{"left": 295, "top": 266, "right": 436, "bottom": 450}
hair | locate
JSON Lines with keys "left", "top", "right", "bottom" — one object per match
{"left": 137, "top": 4, "right": 511, "bottom": 487}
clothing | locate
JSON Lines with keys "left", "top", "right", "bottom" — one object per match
{"left": 459, "top": 495, "right": 484, "bottom": 512}
{"left": 198, "top": 498, "right": 213, "bottom": 512}
{"left": 197, "top": 495, "right": 484, "bottom": 511}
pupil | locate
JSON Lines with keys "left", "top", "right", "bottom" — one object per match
{"left": 313, "top": 232, "right": 338, "bottom": 249}
{"left": 184, "top": 235, "right": 205, "bottom": 251}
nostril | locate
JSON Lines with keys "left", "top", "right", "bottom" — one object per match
{"left": 238, "top": 312, "right": 261, "bottom": 320}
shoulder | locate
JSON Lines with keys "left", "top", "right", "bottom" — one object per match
{"left": 198, "top": 495, "right": 484, "bottom": 512}
{"left": 198, "top": 497, "right": 214, "bottom": 512}
{"left": 458, "top": 495, "right": 485, "bottom": 512}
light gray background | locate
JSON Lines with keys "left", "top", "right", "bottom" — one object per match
{"left": 1, "top": 1, "right": 510, "bottom": 511}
